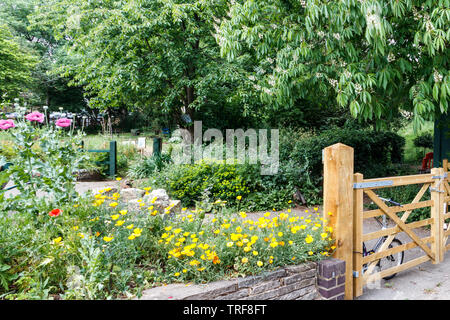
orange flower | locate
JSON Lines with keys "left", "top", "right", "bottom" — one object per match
{"left": 212, "top": 255, "right": 221, "bottom": 264}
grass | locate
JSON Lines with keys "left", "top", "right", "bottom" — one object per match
{"left": 398, "top": 120, "right": 434, "bottom": 165}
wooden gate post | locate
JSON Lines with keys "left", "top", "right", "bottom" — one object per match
{"left": 323, "top": 143, "right": 354, "bottom": 300}
{"left": 431, "top": 167, "right": 444, "bottom": 263}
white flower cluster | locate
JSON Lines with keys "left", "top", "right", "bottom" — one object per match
{"left": 434, "top": 70, "right": 443, "bottom": 83}
{"left": 328, "top": 78, "right": 338, "bottom": 89}
{"left": 354, "top": 83, "right": 363, "bottom": 95}
{"left": 333, "top": 33, "right": 341, "bottom": 40}
{"left": 366, "top": 13, "right": 381, "bottom": 27}
{"left": 317, "top": 30, "right": 325, "bottom": 38}
{"left": 343, "top": 70, "right": 352, "bottom": 79}
{"left": 300, "top": 0, "right": 307, "bottom": 8}
{"left": 387, "top": 52, "right": 396, "bottom": 62}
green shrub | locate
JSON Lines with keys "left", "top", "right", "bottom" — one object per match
{"left": 127, "top": 154, "right": 172, "bottom": 180}
{"left": 413, "top": 132, "right": 433, "bottom": 150}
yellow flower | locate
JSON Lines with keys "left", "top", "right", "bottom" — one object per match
{"left": 128, "top": 234, "right": 136, "bottom": 240}
{"left": 73, "top": 204, "right": 79, "bottom": 208}
{"left": 72, "top": 226, "right": 79, "bottom": 231}
{"left": 197, "top": 267, "right": 205, "bottom": 272}
{"left": 308, "top": 251, "right": 314, "bottom": 255}
{"left": 119, "top": 210, "right": 128, "bottom": 215}
{"left": 115, "top": 220, "right": 125, "bottom": 226}
{"left": 144, "top": 187, "right": 152, "bottom": 191}
{"left": 165, "top": 226, "right": 173, "bottom": 231}
{"left": 236, "top": 195, "right": 242, "bottom": 201}
{"left": 189, "top": 260, "right": 200, "bottom": 266}
{"left": 109, "top": 202, "right": 119, "bottom": 208}
{"left": 173, "top": 228, "right": 182, "bottom": 234}
{"left": 321, "top": 232, "right": 328, "bottom": 239}
{"left": 257, "top": 261, "right": 263, "bottom": 267}
{"left": 239, "top": 211, "right": 247, "bottom": 218}
{"left": 133, "top": 228, "right": 143, "bottom": 235}
{"left": 305, "top": 235, "right": 314, "bottom": 244}
{"left": 174, "top": 272, "right": 180, "bottom": 277}
{"left": 327, "top": 211, "right": 333, "bottom": 216}
{"left": 111, "top": 214, "right": 120, "bottom": 221}
{"left": 241, "top": 257, "right": 249, "bottom": 263}
{"left": 270, "top": 242, "right": 278, "bottom": 248}
{"left": 127, "top": 224, "right": 134, "bottom": 230}
{"left": 103, "top": 236, "right": 114, "bottom": 242}
{"left": 278, "top": 232, "right": 283, "bottom": 237}
{"left": 116, "top": 177, "right": 122, "bottom": 181}
{"left": 52, "top": 237, "right": 62, "bottom": 244}
{"left": 252, "top": 251, "right": 258, "bottom": 256}
{"left": 182, "top": 269, "right": 187, "bottom": 273}
{"left": 244, "top": 246, "right": 251, "bottom": 252}
{"left": 264, "top": 212, "right": 271, "bottom": 217}
{"left": 226, "top": 242, "right": 234, "bottom": 247}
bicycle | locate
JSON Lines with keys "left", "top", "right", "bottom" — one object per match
{"left": 362, "top": 197, "right": 405, "bottom": 280}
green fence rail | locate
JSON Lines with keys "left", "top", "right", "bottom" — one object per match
{"left": 81, "top": 141, "right": 117, "bottom": 177}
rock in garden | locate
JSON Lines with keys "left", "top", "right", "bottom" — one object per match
{"left": 120, "top": 188, "right": 146, "bottom": 202}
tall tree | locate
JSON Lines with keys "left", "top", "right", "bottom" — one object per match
{"left": 0, "top": 24, "right": 36, "bottom": 103}
{"left": 33, "top": 0, "right": 257, "bottom": 133}
{"left": 218, "top": 0, "right": 449, "bottom": 130}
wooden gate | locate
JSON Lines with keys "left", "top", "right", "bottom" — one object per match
{"left": 323, "top": 143, "right": 450, "bottom": 299}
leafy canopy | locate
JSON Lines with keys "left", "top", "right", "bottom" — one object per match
{"left": 218, "top": 0, "right": 449, "bottom": 129}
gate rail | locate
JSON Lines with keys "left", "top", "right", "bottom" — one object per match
{"left": 323, "top": 143, "right": 450, "bottom": 299}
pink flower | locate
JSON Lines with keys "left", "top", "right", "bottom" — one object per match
{"left": 55, "top": 118, "right": 72, "bottom": 128}
{"left": 0, "top": 119, "right": 15, "bottom": 130}
{"left": 25, "top": 111, "right": 45, "bottom": 123}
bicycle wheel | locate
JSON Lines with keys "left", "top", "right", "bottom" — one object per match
{"left": 379, "top": 238, "right": 404, "bottom": 280}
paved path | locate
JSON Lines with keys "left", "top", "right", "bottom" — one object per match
{"left": 356, "top": 217, "right": 450, "bottom": 300}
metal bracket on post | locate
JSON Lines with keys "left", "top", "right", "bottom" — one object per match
{"left": 353, "top": 180, "right": 393, "bottom": 189}
{"left": 353, "top": 271, "right": 359, "bottom": 278}
{"left": 430, "top": 172, "right": 447, "bottom": 193}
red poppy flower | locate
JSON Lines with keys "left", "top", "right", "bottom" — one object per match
{"left": 49, "top": 209, "right": 62, "bottom": 217}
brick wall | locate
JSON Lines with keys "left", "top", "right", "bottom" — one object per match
{"left": 138, "top": 259, "right": 346, "bottom": 300}
{"left": 316, "top": 258, "right": 346, "bottom": 300}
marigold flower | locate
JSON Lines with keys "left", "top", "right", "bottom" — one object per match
{"left": 109, "top": 202, "right": 119, "bottom": 208}
{"left": 103, "top": 236, "right": 114, "bottom": 242}
{"left": 52, "top": 237, "right": 62, "bottom": 244}
{"left": 115, "top": 220, "right": 125, "bottom": 226}
{"left": 226, "top": 242, "right": 234, "bottom": 247}
{"left": 111, "top": 214, "right": 120, "bottom": 220}
{"left": 241, "top": 257, "right": 248, "bottom": 264}
{"left": 252, "top": 251, "right": 258, "bottom": 256}
{"left": 305, "top": 235, "right": 314, "bottom": 244}
{"left": 257, "top": 261, "right": 263, "bottom": 267}
{"left": 119, "top": 210, "right": 127, "bottom": 215}
{"left": 72, "top": 226, "right": 79, "bottom": 231}
{"left": 128, "top": 234, "right": 136, "bottom": 240}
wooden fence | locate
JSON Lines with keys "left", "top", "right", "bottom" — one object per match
{"left": 323, "top": 143, "right": 450, "bottom": 299}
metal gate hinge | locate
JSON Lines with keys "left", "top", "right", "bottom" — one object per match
{"left": 353, "top": 271, "right": 359, "bottom": 278}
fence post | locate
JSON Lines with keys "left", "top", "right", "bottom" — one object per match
{"left": 109, "top": 141, "right": 117, "bottom": 177}
{"left": 431, "top": 167, "right": 444, "bottom": 264}
{"left": 353, "top": 173, "right": 364, "bottom": 298}
{"left": 443, "top": 159, "right": 448, "bottom": 172}
{"left": 323, "top": 143, "right": 354, "bottom": 300}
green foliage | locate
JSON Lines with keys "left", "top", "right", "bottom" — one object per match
{"left": 31, "top": 0, "right": 259, "bottom": 129}
{"left": 0, "top": 109, "right": 88, "bottom": 213}
{"left": 127, "top": 154, "right": 172, "bottom": 180}
{"left": 413, "top": 132, "right": 434, "bottom": 149}
{"left": 0, "top": 24, "right": 37, "bottom": 100}
{"left": 219, "top": 0, "right": 450, "bottom": 130}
